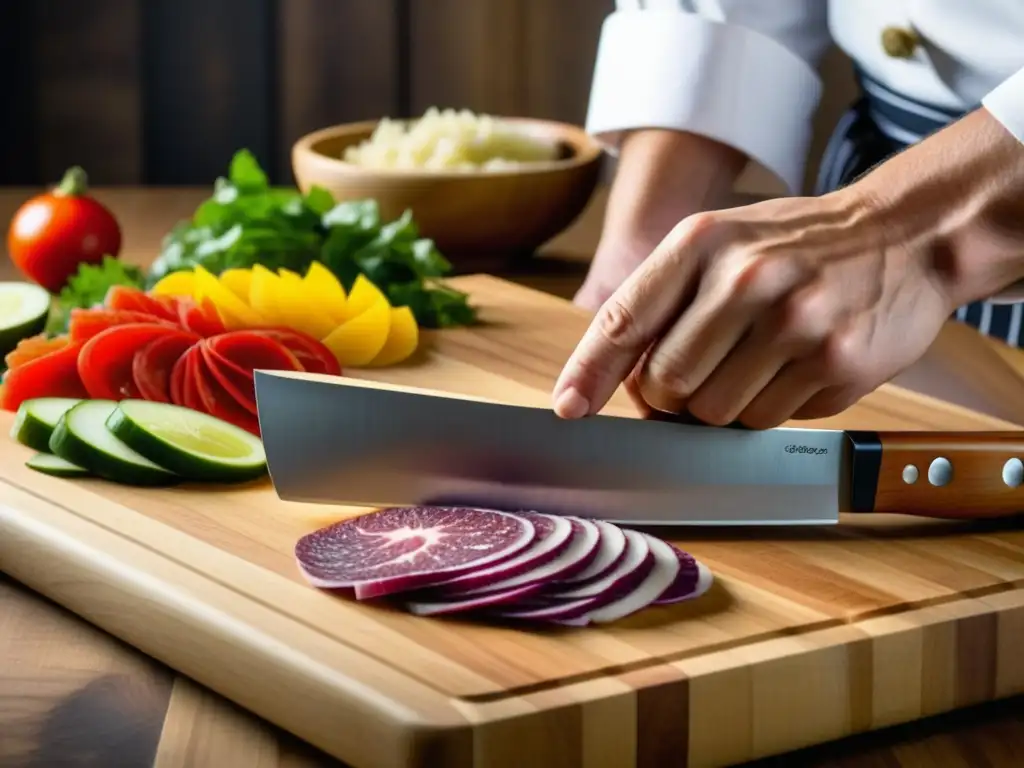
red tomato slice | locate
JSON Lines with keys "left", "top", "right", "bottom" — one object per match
{"left": 179, "top": 346, "right": 207, "bottom": 414}
{"left": 177, "top": 297, "right": 227, "bottom": 337}
{"left": 131, "top": 332, "right": 200, "bottom": 403}
{"left": 105, "top": 285, "right": 179, "bottom": 322}
{"left": 169, "top": 351, "right": 189, "bottom": 406}
{"left": 191, "top": 345, "right": 261, "bottom": 435}
{"left": 250, "top": 327, "right": 341, "bottom": 376}
{"left": 199, "top": 340, "right": 257, "bottom": 414}
{"left": 69, "top": 308, "right": 178, "bottom": 343}
{"left": 78, "top": 323, "right": 187, "bottom": 400}
{"left": 0, "top": 340, "right": 89, "bottom": 411}
{"left": 206, "top": 330, "right": 303, "bottom": 375}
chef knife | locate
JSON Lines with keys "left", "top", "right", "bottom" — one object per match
{"left": 254, "top": 370, "right": 1024, "bottom": 526}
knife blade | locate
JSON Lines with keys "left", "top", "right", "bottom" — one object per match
{"left": 254, "top": 370, "right": 1024, "bottom": 526}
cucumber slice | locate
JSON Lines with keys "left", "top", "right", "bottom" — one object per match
{"left": 26, "top": 452, "right": 91, "bottom": 478}
{"left": 49, "top": 400, "right": 178, "bottom": 487}
{"left": 10, "top": 397, "right": 84, "bottom": 452}
{"left": 105, "top": 399, "right": 267, "bottom": 483}
{"left": 0, "top": 282, "right": 53, "bottom": 357}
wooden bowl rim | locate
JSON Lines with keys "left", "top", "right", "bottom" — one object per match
{"left": 292, "top": 117, "right": 605, "bottom": 181}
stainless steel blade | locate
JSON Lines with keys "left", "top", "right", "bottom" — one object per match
{"left": 254, "top": 371, "right": 851, "bottom": 526}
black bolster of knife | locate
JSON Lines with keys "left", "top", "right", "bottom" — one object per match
{"left": 845, "top": 430, "right": 882, "bottom": 513}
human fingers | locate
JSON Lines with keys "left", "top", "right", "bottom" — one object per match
{"left": 552, "top": 216, "right": 708, "bottom": 419}
{"left": 635, "top": 247, "right": 815, "bottom": 415}
{"left": 684, "top": 284, "right": 842, "bottom": 425}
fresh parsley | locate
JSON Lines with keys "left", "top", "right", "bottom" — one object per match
{"left": 45, "top": 256, "right": 145, "bottom": 335}
{"left": 145, "top": 149, "right": 477, "bottom": 328}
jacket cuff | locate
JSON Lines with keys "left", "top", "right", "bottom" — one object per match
{"left": 982, "top": 65, "right": 1024, "bottom": 145}
{"left": 585, "top": 10, "right": 822, "bottom": 195}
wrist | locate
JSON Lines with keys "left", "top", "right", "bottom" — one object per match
{"left": 851, "top": 108, "right": 1024, "bottom": 307}
{"left": 602, "top": 129, "right": 747, "bottom": 251}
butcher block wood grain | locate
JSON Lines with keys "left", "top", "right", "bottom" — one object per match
{"left": 2, "top": 275, "right": 1024, "bottom": 768}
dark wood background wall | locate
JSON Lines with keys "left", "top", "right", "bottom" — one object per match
{"left": 0, "top": 0, "right": 612, "bottom": 188}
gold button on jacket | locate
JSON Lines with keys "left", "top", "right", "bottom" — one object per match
{"left": 881, "top": 25, "right": 920, "bottom": 58}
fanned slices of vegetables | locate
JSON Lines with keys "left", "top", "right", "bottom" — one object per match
{"left": 151, "top": 263, "right": 419, "bottom": 368}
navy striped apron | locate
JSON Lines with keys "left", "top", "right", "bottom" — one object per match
{"left": 814, "top": 68, "right": 1024, "bottom": 347}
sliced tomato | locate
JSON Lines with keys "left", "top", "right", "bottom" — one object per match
{"left": 131, "top": 333, "right": 200, "bottom": 403}
{"left": 199, "top": 340, "right": 257, "bottom": 414}
{"left": 169, "top": 351, "right": 189, "bottom": 406}
{"left": 5, "top": 334, "right": 69, "bottom": 371}
{"left": 177, "top": 296, "right": 227, "bottom": 337}
{"left": 78, "top": 323, "right": 187, "bottom": 400}
{"left": 1, "top": 340, "right": 89, "bottom": 411}
{"left": 105, "top": 285, "right": 179, "bottom": 322}
{"left": 250, "top": 327, "right": 341, "bottom": 376}
{"left": 191, "top": 345, "right": 261, "bottom": 435}
{"left": 180, "top": 346, "right": 207, "bottom": 414}
{"left": 69, "top": 308, "right": 178, "bottom": 343}
{"left": 206, "top": 330, "right": 304, "bottom": 376}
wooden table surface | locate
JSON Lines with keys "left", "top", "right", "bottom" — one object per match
{"left": 3, "top": 186, "right": 1024, "bottom": 768}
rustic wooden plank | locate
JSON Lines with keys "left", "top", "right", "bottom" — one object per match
{"left": 276, "top": 0, "right": 401, "bottom": 183}
{"left": 30, "top": 0, "right": 143, "bottom": 184}
{"left": 0, "top": 3, "right": 38, "bottom": 184}
{"left": 407, "top": 0, "right": 527, "bottom": 115}
{"left": 140, "top": 0, "right": 276, "bottom": 183}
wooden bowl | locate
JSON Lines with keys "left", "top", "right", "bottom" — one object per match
{"left": 291, "top": 118, "right": 604, "bottom": 271}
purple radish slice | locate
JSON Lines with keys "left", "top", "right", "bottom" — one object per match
{"left": 494, "top": 596, "right": 598, "bottom": 623}
{"left": 293, "top": 506, "right": 537, "bottom": 600}
{"left": 653, "top": 546, "right": 704, "bottom": 605}
{"left": 451, "top": 517, "right": 602, "bottom": 597}
{"left": 405, "top": 583, "right": 544, "bottom": 617}
{"left": 585, "top": 534, "right": 681, "bottom": 623}
{"left": 497, "top": 529, "right": 655, "bottom": 621}
{"left": 555, "top": 520, "right": 627, "bottom": 586}
{"left": 655, "top": 560, "right": 715, "bottom": 606}
{"left": 432, "top": 512, "right": 573, "bottom": 594}
{"left": 543, "top": 529, "right": 653, "bottom": 601}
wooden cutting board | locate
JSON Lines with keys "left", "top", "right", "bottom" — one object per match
{"left": 2, "top": 274, "right": 1024, "bottom": 768}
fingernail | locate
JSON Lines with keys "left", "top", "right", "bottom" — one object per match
{"left": 554, "top": 387, "right": 590, "bottom": 419}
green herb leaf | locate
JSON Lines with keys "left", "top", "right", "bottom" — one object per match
{"left": 145, "top": 149, "right": 477, "bottom": 328}
{"left": 46, "top": 256, "right": 145, "bottom": 335}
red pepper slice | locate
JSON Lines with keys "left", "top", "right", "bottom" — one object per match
{"left": 5, "top": 334, "right": 69, "bottom": 371}
{"left": 78, "top": 323, "right": 188, "bottom": 400}
{"left": 206, "top": 330, "right": 303, "bottom": 375}
{"left": 177, "top": 296, "right": 227, "bottom": 337}
{"left": 69, "top": 308, "right": 179, "bottom": 343}
{"left": 179, "top": 346, "right": 207, "bottom": 414}
{"left": 199, "top": 340, "right": 257, "bottom": 415}
{"left": 0, "top": 340, "right": 89, "bottom": 411}
{"left": 169, "top": 351, "right": 189, "bottom": 406}
{"left": 131, "top": 332, "right": 201, "bottom": 403}
{"left": 105, "top": 285, "right": 179, "bottom": 322}
{"left": 250, "top": 327, "right": 341, "bottom": 376}
{"left": 191, "top": 345, "right": 261, "bottom": 435}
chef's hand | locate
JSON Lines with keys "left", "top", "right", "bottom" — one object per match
{"left": 554, "top": 108, "right": 1024, "bottom": 428}
{"left": 574, "top": 129, "right": 746, "bottom": 311}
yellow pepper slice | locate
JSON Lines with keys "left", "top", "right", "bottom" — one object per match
{"left": 275, "top": 273, "right": 338, "bottom": 340}
{"left": 219, "top": 268, "right": 253, "bottom": 301}
{"left": 151, "top": 270, "right": 197, "bottom": 297}
{"left": 247, "top": 265, "right": 287, "bottom": 325}
{"left": 321, "top": 297, "right": 392, "bottom": 367}
{"left": 194, "top": 265, "right": 264, "bottom": 329}
{"left": 346, "top": 274, "right": 389, "bottom": 318}
{"left": 367, "top": 306, "right": 420, "bottom": 367}
{"left": 302, "top": 262, "right": 348, "bottom": 324}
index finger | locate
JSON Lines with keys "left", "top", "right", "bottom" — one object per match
{"left": 552, "top": 224, "right": 703, "bottom": 418}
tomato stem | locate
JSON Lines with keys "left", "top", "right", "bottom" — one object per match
{"left": 56, "top": 166, "right": 89, "bottom": 197}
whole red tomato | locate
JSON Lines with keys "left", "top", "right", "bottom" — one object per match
{"left": 6, "top": 166, "right": 122, "bottom": 293}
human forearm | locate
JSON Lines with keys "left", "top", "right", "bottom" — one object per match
{"left": 601, "top": 129, "right": 748, "bottom": 251}
{"left": 852, "top": 108, "right": 1024, "bottom": 307}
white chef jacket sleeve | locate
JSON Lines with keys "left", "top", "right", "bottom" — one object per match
{"left": 982, "top": 65, "right": 1024, "bottom": 145}
{"left": 586, "top": 0, "right": 832, "bottom": 195}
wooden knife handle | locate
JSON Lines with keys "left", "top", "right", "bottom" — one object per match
{"left": 847, "top": 431, "right": 1024, "bottom": 518}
